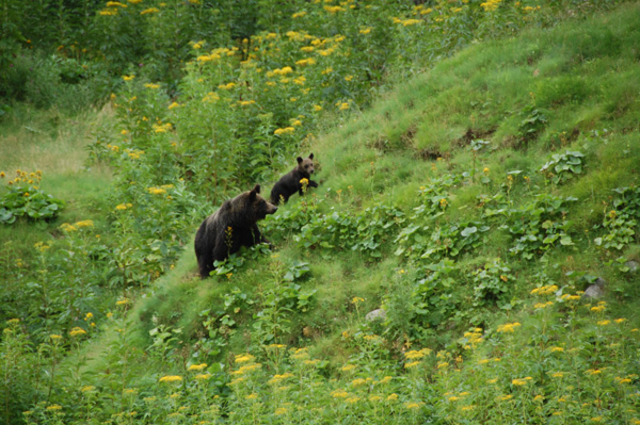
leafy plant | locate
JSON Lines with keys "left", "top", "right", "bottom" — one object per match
{"left": 471, "top": 259, "right": 514, "bottom": 308}
{"left": 518, "top": 105, "right": 547, "bottom": 145}
{"left": 295, "top": 205, "right": 404, "bottom": 258}
{"left": 539, "top": 150, "right": 585, "bottom": 184}
{"left": 594, "top": 186, "right": 640, "bottom": 250}
{"left": 503, "top": 194, "right": 576, "bottom": 259}
{"left": 0, "top": 170, "right": 64, "bottom": 223}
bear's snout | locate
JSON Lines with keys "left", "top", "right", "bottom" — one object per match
{"left": 267, "top": 204, "right": 278, "bottom": 214}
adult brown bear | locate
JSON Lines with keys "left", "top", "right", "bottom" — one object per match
{"left": 194, "top": 185, "right": 277, "bottom": 278}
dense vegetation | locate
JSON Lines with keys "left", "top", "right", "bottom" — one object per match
{"left": 1, "top": 0, "right": 639, "bottom": 424}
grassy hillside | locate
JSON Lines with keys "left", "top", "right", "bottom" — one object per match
{"left": 63, "top": 2, "right": 640, "bottom": 423}
{"left": 2, "top": 1, "right": 640, "bottom": 424}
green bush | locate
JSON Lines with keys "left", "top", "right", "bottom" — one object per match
{"left": 0, "top": 170, "right": 64, "bottom": 223}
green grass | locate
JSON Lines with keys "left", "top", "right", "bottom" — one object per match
{"left": 110, "top": 0, "right": 640, "bottom": 355}
{"left": 4, "top": 2, "right": 640, "bottom": 424}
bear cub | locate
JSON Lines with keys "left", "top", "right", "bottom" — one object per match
{"left": 194, "top": 184, "right": 277, "bottom": 278}
{"left": 270, "top": 153, "right": 318, "bottom": 205}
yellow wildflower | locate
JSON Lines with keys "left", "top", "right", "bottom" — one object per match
{"left": 147, "top": 187, "right": 167, "bottom": 195}
{"left": 377, "top": 376, "right": 392, "bottom": 385}
{"left": 324, "top": 5, "right": 345, "bottom": 13}
{"left": 331, "top": 390, "right": 349, "bottom": 398}
{"left": 480, "top": 0, "right": 501, "bottom": 12}
{"left": 69, "top": 327, "right": 87, "bottom": 337}
{"left": 195, "top": 373, "right": 211, "bottom": 380}
{"left": 274, "top": 127, "right": 295, "bottom": 136}
{"left": 140, "top": 7, "right": 159, "bottom": 15}
{"left": 497, "top": 322, "right": 521, "bottom": 333}
{"left": 341, "top": 364, "right": 356, "bottom": 372}
{"left": 159, "top": 375, "right": 183, "bottom": 383}
{"left": 188, "top": 363, "right": 207, "bottom": 371}
{"left": 234, "top": 353, "right": 255, "bottom": 364}
{"left": 74, "top": 220, "right": 94, "bottom": 228}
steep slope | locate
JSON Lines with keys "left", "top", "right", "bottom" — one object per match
{"left": 41, "top": 2, "right": 640, "bottom": 424}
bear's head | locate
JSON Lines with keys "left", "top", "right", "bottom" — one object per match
{"left": 296, "top": 153, "right": 315, "bottom": 177}
{"left": 245, "top": 184, "right": 277, "bottom": 220}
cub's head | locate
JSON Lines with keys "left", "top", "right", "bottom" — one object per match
{"left": 247, "top": 184, "right": 278, "bottom": 220}
{"left": 296, "top": 153, "right": 315, "bottom": 177}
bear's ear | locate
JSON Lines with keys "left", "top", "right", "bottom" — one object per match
{"left": 309, "top": 153, "right": 314, "bottom": 160}
{"left": 251, "top": 184, "right": 261, "bottom": 195}
{"left": 297, "top": 156, "right": 303, "bottom": 164}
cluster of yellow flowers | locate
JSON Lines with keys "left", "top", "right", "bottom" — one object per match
{"left": 140, "top": 7, "right": 160, "bottom": 15}
{"left": 2, "top": 169, "right": 42, "bottom": 187}
{"left": 560, "top": 293, "right": 581, "bottom": 301}
{"left": 497, "top": 322, "right": 521, "bottom": 333}
{"left": 404, "top": 347, "right": 432, "bottom": 360}
{"left": 267, "top": 66, "right": 293, "bottom": 78}
{"left": 480, "top": 0, "right": 502, "bottom": 12}
{"left": 60, "top": 220, "right": 94, "bottom": 232}
{"left": 462, "top": 328, "right": 484, "bottom": 349}
{"left": 158, "top": 375, "right": 183, "bottom": 383}
{"left": 126, "top": 148, "right": 145, "bottom": 160}
{"left": 202, "top": 92, "right": 220, "bottom": 103}
{"left": 187, "top": 363, "right": 207, "bottom": 372}
{"left": 146, "top": 185, "right": 173, "bottom": 196}
{"left": 590, "top": 301, "right": 606, "bottom": 313}
{"left": 530, "top": 284, "right": 559, "bottom": 296}
{"left": 152, "top": 122, "right": 173, "bottom": 133}
{"left": 69, "top": 327, "right": 87, "bottom": 337}
{"left": 534, "top": 301, "right": 554, "bottom": 310}
{"left": 392, "top": 17, "right": 422, "bottom": 26}
{"left": 412, "top": 4, "right": 433, "bottom": 15}
{"left": 512, "top": 376, "right": 533, "bottom": 386}
{"left": 268, "top": 372, "right": 294, "bottom": 385}
{"left": 274, "top": 127, "right": 295, "bottom": 136}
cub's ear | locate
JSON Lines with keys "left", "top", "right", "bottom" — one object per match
{"left": 309, "top": 153, "right": 314, "bottom": 160}
{"left": 251, "top": 184, "right": 261, "bottom": 194}
{"left": 297, "top": 156, "right": 303, "bottom": 164}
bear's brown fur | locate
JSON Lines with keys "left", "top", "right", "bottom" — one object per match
{"left": 270, "top": 153, "right": 318, "bottom": 205}
{"left": 194, "top": 184, "right": 277, "bottom": 278}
